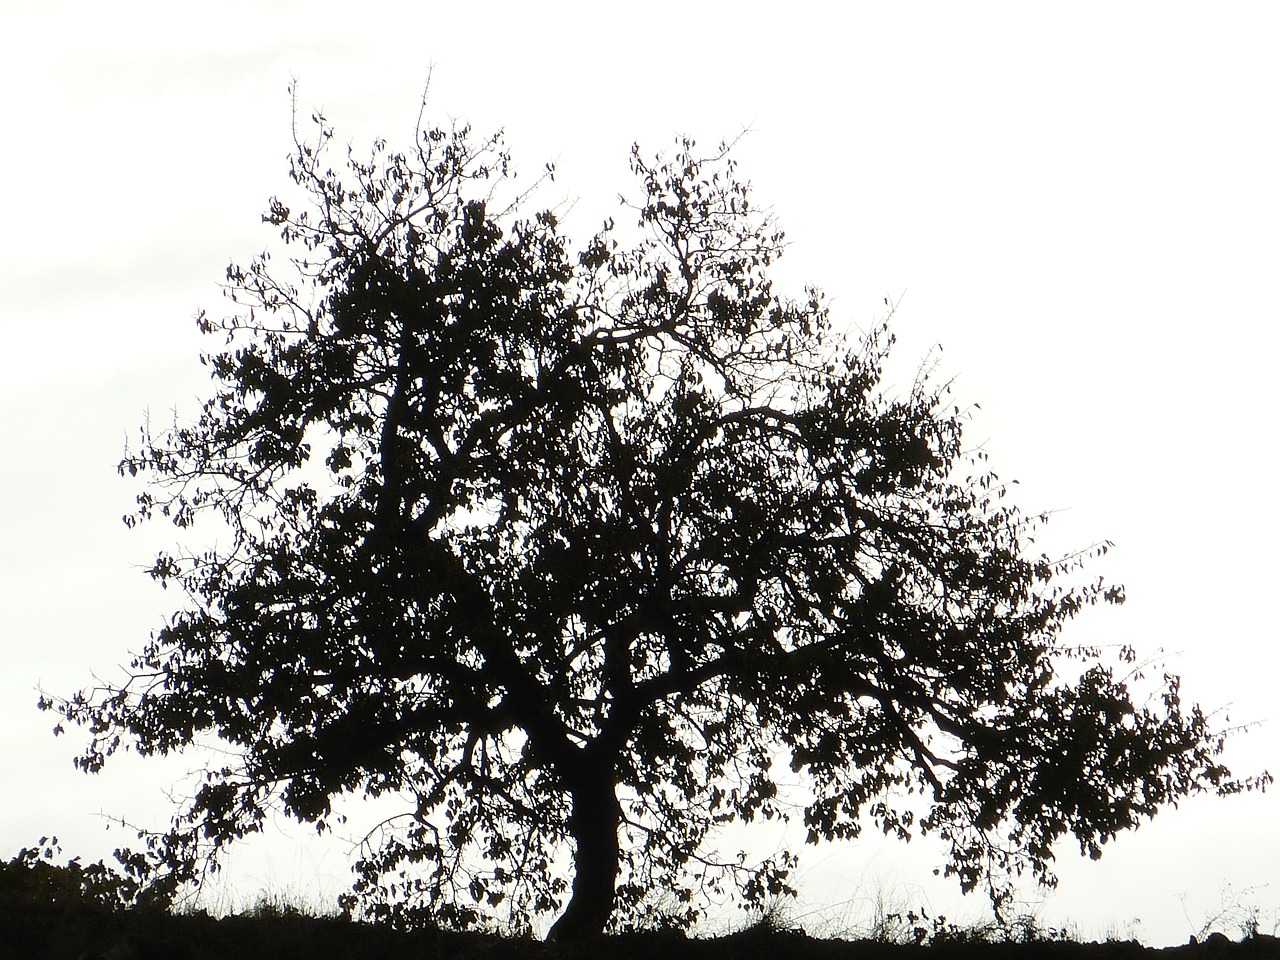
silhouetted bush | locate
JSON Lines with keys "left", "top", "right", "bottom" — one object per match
{"left": 0, "top": 837, "right": 172, "bottom": 913}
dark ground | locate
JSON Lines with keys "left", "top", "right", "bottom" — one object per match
{"left": 2, "top": 899, "right": 1278, "bottom": 960}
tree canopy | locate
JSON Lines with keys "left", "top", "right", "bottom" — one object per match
{"left": 44, "top": 97, "right": 1267, "bottom": 940}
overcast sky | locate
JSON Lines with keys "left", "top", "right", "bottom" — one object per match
{"left": 2, "top": 1, "right": 1277, "bottom": 945}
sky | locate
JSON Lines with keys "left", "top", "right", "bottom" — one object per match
{"left": 2, "top": 0, "right": 1277, "bottom": 945}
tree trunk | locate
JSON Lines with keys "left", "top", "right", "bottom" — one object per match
{"left": 546, "top": 773, "right": 622, "bottom": 941}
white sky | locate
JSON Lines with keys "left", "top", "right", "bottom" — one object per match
{"left": 2, "top": 1, "right": 1277, "bottom": 946}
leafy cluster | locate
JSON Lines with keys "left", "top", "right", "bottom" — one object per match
{"left": 42, "top": 92, "right": 1266, "bottom": 936}
{"left": 0, "top": 838, "right": 173, "bottom": 913}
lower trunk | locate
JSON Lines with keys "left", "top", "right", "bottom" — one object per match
{"left": 546, "top": 775, "right": 622, "bottom": 941}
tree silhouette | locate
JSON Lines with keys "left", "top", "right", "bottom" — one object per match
{"left": 44, "top": 98, "right": 1267, "bottom": 941}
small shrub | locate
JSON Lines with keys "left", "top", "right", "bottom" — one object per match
{"left": 0, "top": 837, "right": 173, "bottom": 912}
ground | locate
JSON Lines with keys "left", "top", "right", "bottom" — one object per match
{"left": 3, "top": 899, "right": 1279, "bottom": 960}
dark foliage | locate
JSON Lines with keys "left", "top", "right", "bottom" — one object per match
{"left": 41, "top": 90, "right": 1268, "bottom": 939}
{"left": 0, "top": 839, "right": 173, "bottom": 914}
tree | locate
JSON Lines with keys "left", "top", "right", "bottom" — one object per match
{"left": 44, "top": 97, "right": 1267, "bottom": 941}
